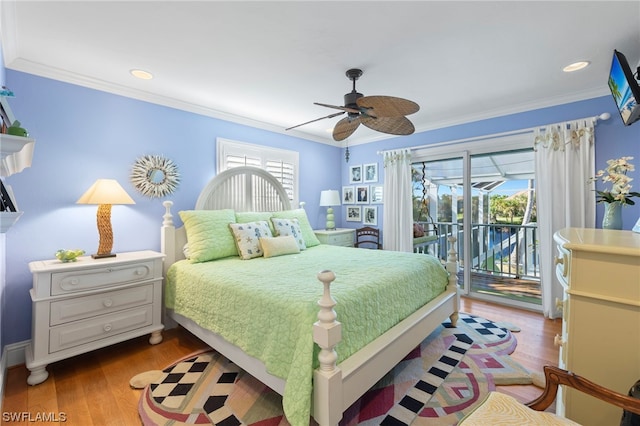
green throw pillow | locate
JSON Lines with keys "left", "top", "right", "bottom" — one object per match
{"left": 179, "top": 209, "right": 237, "bottom": 263}
{"left": 271, "top": 208, "right": 321, "bottom": 247}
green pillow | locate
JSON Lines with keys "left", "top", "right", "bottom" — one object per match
{"left": 179, "top": 209, "right": 237, "bottom": 263}
{"left": 271, "top": 208, "right": 321, "bottom": 247}
{"left": 235, "top": 211, "right": 274, "bottom": 234}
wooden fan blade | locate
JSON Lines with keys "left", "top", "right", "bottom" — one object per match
{"left": 361, "top": 115, "right": 415, "bottom": 136}
{"left": 357, "top": 96, "right": 420, "bottom": 117}
{"left": 314, "top": 102, "right": 361, "bottom": 114}
{"left": 333, "top": 116, "right": 361, "bottom": 141}
{"left": 285, "top": 111, "right": 344, "bottom": 131}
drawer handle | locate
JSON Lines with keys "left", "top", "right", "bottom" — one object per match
{"left": 103, "top": 323, "right": 112, "bottom": 332}
{"left": 555, "top": 297, "right": 564, "bottom": 311}
{"left": 103, "top": 299, "right": 113, "bottom": 308}
{"left": 70, "top": 278, "right": 79, "bottom": 285}
{"left": 554, "top": 334, "right": 564, "bottom": 347}
{"left": 555, "top": 254, "right": 569, "bottom": 277}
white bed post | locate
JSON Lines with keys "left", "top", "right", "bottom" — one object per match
{"left": 446, "top": 235, "right": 460, "bottom": 326}
{"left": 313, "top": 270, "right": 343, "bottom": 426}
{"left": 161, "top": 201, "right": 177, "bottom": 277}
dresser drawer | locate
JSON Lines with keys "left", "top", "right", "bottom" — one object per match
{"left": 51, "top": 260, "right": 156, "bottom": 295}
{"left": 49, "top": 305, "right": 154, "bottom": 353}
{"left": 50, "top": 284, "right": 154, "bottom": 326}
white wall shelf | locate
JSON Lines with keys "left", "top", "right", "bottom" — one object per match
{"left": 1, "top": 133, "right": 35, "bottom": 177}
{"left": 1, "top": 133, "right": 34, "bottom": 232}
{"left": 0, "top": 211, "right": 23, "bottom": 233}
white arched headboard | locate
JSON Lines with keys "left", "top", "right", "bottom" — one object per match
{"left": 161, "top": 166, "right": 293, "bottom": 269}
{"left": 195, "top": 166, "right": 291, "bottom": 211}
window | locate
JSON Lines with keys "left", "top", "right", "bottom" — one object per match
{"left": 216, "top": 138, "right": 299, "bottom": 205}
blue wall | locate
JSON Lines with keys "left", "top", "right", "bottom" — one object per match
{"left": 3, "top": 71, "right": 342, "bottom": 346}
{"left": 3, "top": 69, "right": 640, "bottom": 347}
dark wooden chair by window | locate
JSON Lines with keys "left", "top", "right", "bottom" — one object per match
{"left": 354, "top": 226, "right": 382, "bottom": 249}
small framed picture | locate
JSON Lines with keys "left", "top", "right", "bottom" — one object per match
{"left": 363, "top": 206, "right": 377, "bottom": 226}
{"left": 342, "top": 186, "right": 355, "bottom": 204}
{"left": 349, "top": 164, "right": 363, "bottom": 184}
{"left": 346, "top": 206, "right": 361, "bottom": 222}
{"left": 356, "top": 185, "right": 369, "bottom": 204}
{"left": 364, "top": 163, "right": 378, "bottom": 183}
{"left": 370, "top": 185, "right": 383, "bottom": 203}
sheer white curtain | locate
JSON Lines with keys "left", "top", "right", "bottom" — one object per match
{"left": 534, "top": 119, "right": 596, "bottom": 318}
{"left": 382, "top": 149, "right": 413, "bottom": 252}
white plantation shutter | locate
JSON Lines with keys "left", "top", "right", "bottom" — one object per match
{"left": 217, "top": 138, "right": 299, "bottom": 205}
{"left": 266, "top": 160, "right": 295, "bottom": 202}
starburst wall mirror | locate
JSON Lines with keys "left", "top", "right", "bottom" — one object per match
{"left": 130, "top": 154, "right": 180, "bottom": 198}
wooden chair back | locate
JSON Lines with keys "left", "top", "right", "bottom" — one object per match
{"left": 354, "top": 226, "right": 382, "bottom": 249}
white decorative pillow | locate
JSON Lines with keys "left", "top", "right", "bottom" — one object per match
{"left": 229, "top": 221, "right": 273, "bottom": 260}
{"left": 270, "top": 218, "right": 306, "bottom": 250}
{"left": 260, "top": 236, "right": 301, "bottom": 258}
{"left": 271, "top": 208, "right": 321, "bottom": 247}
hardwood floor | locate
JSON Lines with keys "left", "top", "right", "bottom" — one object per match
{"left": 2, "top": 297, "right": 561, "bottom": 425}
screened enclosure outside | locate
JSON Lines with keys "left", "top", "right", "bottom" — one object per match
{"left": 412, "top": 149, "right": 540, "bottom": 307}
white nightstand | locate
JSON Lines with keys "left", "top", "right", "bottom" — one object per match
{"left": 314, "top": 228, "right": 355, "bottom": 247}
{"left": 26, "top": 250, "right": 165, "bottom": 385}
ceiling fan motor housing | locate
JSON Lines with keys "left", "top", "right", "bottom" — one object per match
{"left": 344, "top": 91, "right": 363, "bottom": 118}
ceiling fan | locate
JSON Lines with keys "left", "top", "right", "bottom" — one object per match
{"left": 286, "top": 68, "right": 420, "bottom": 141}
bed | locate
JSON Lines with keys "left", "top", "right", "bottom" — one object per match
{"left": 160, "top": 166, "right": 459, "bottom": 426}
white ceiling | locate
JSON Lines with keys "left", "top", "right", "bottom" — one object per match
{"left": 2, "top": 1, "right": 639, "bottom": 146}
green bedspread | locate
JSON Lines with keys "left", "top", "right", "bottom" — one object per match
{"left": 165, "top": 244, "right": 449, "bottom": 426}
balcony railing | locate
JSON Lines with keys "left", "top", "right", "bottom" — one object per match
{"left": 415, "top": 221, "right": 540, "bottom": 280}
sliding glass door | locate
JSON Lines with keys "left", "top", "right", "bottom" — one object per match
{"left": 412, "top": 138, "right": 540, "bottom": 310}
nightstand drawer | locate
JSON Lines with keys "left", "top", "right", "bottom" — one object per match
{"left": 326, "top": 233, "right": 353, "bottom": 246}
{"left": 49, "top": 305, "right": 154, "bottom": 353}
{"left": 51, "top": 260, "right": 156, "bottom": 295}
{"left": 50, "top": 283, "right": 155, "bottom": 326}
{"left": 314, "top": 229, "right": 355, "bottom": 247}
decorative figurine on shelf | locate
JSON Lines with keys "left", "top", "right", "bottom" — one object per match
{"left": 0, "top": 86, "right": 14, "bottom": 97}
{"left": 55, "top": 249, "right": 85, "bottom": 263}
{"left": 7, "top": 120, "right": 28, "bottom": 137}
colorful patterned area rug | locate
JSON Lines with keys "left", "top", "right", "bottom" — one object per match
{"left": 137, "top": 313, "right": 531, "bottom": 425}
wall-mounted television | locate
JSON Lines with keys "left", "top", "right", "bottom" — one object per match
{"left": 608, "top": 49, "right": 640, "bottom": 126}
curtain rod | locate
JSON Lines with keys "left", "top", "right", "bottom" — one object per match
{"left": 377, "top": 112, "right": 611, "bottom": 155}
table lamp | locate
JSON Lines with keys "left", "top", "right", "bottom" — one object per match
{"left": 319, "top": 189, "right": 341, "bottom": 230}
{"left": 77, "top": 179, "right": 135, "bottom": 258}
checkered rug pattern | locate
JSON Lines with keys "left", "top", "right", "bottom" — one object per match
{"left": 138, "top": 313, "right": 531, "bottom": 425}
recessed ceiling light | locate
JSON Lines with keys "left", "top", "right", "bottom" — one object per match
{"left": 130, "top": 69, "right": 153, "bottom": 80}
{"left": 563, "top": 61, "right": 590, "bottom": 73}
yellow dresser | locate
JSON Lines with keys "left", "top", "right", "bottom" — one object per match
{"left": 554, "top": 228, "right": 640, "bottom": 426}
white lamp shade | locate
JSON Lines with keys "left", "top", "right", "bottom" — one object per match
{"left": 319, "top": 190, "right": 341, "bottom": 207}
{"left": 77, "top": 179, "right": 135, "bottom": 205}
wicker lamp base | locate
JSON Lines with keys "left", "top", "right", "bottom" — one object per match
{"left": 93, "top": 204, "right": 116, "bottom": 259}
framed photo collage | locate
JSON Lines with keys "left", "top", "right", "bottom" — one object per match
{"left": 344, "top": 163, "right": 382, "bottom": 226}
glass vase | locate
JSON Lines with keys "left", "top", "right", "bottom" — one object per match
{"left": 602, "top": 201, "right": 623, "bottom": 230}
